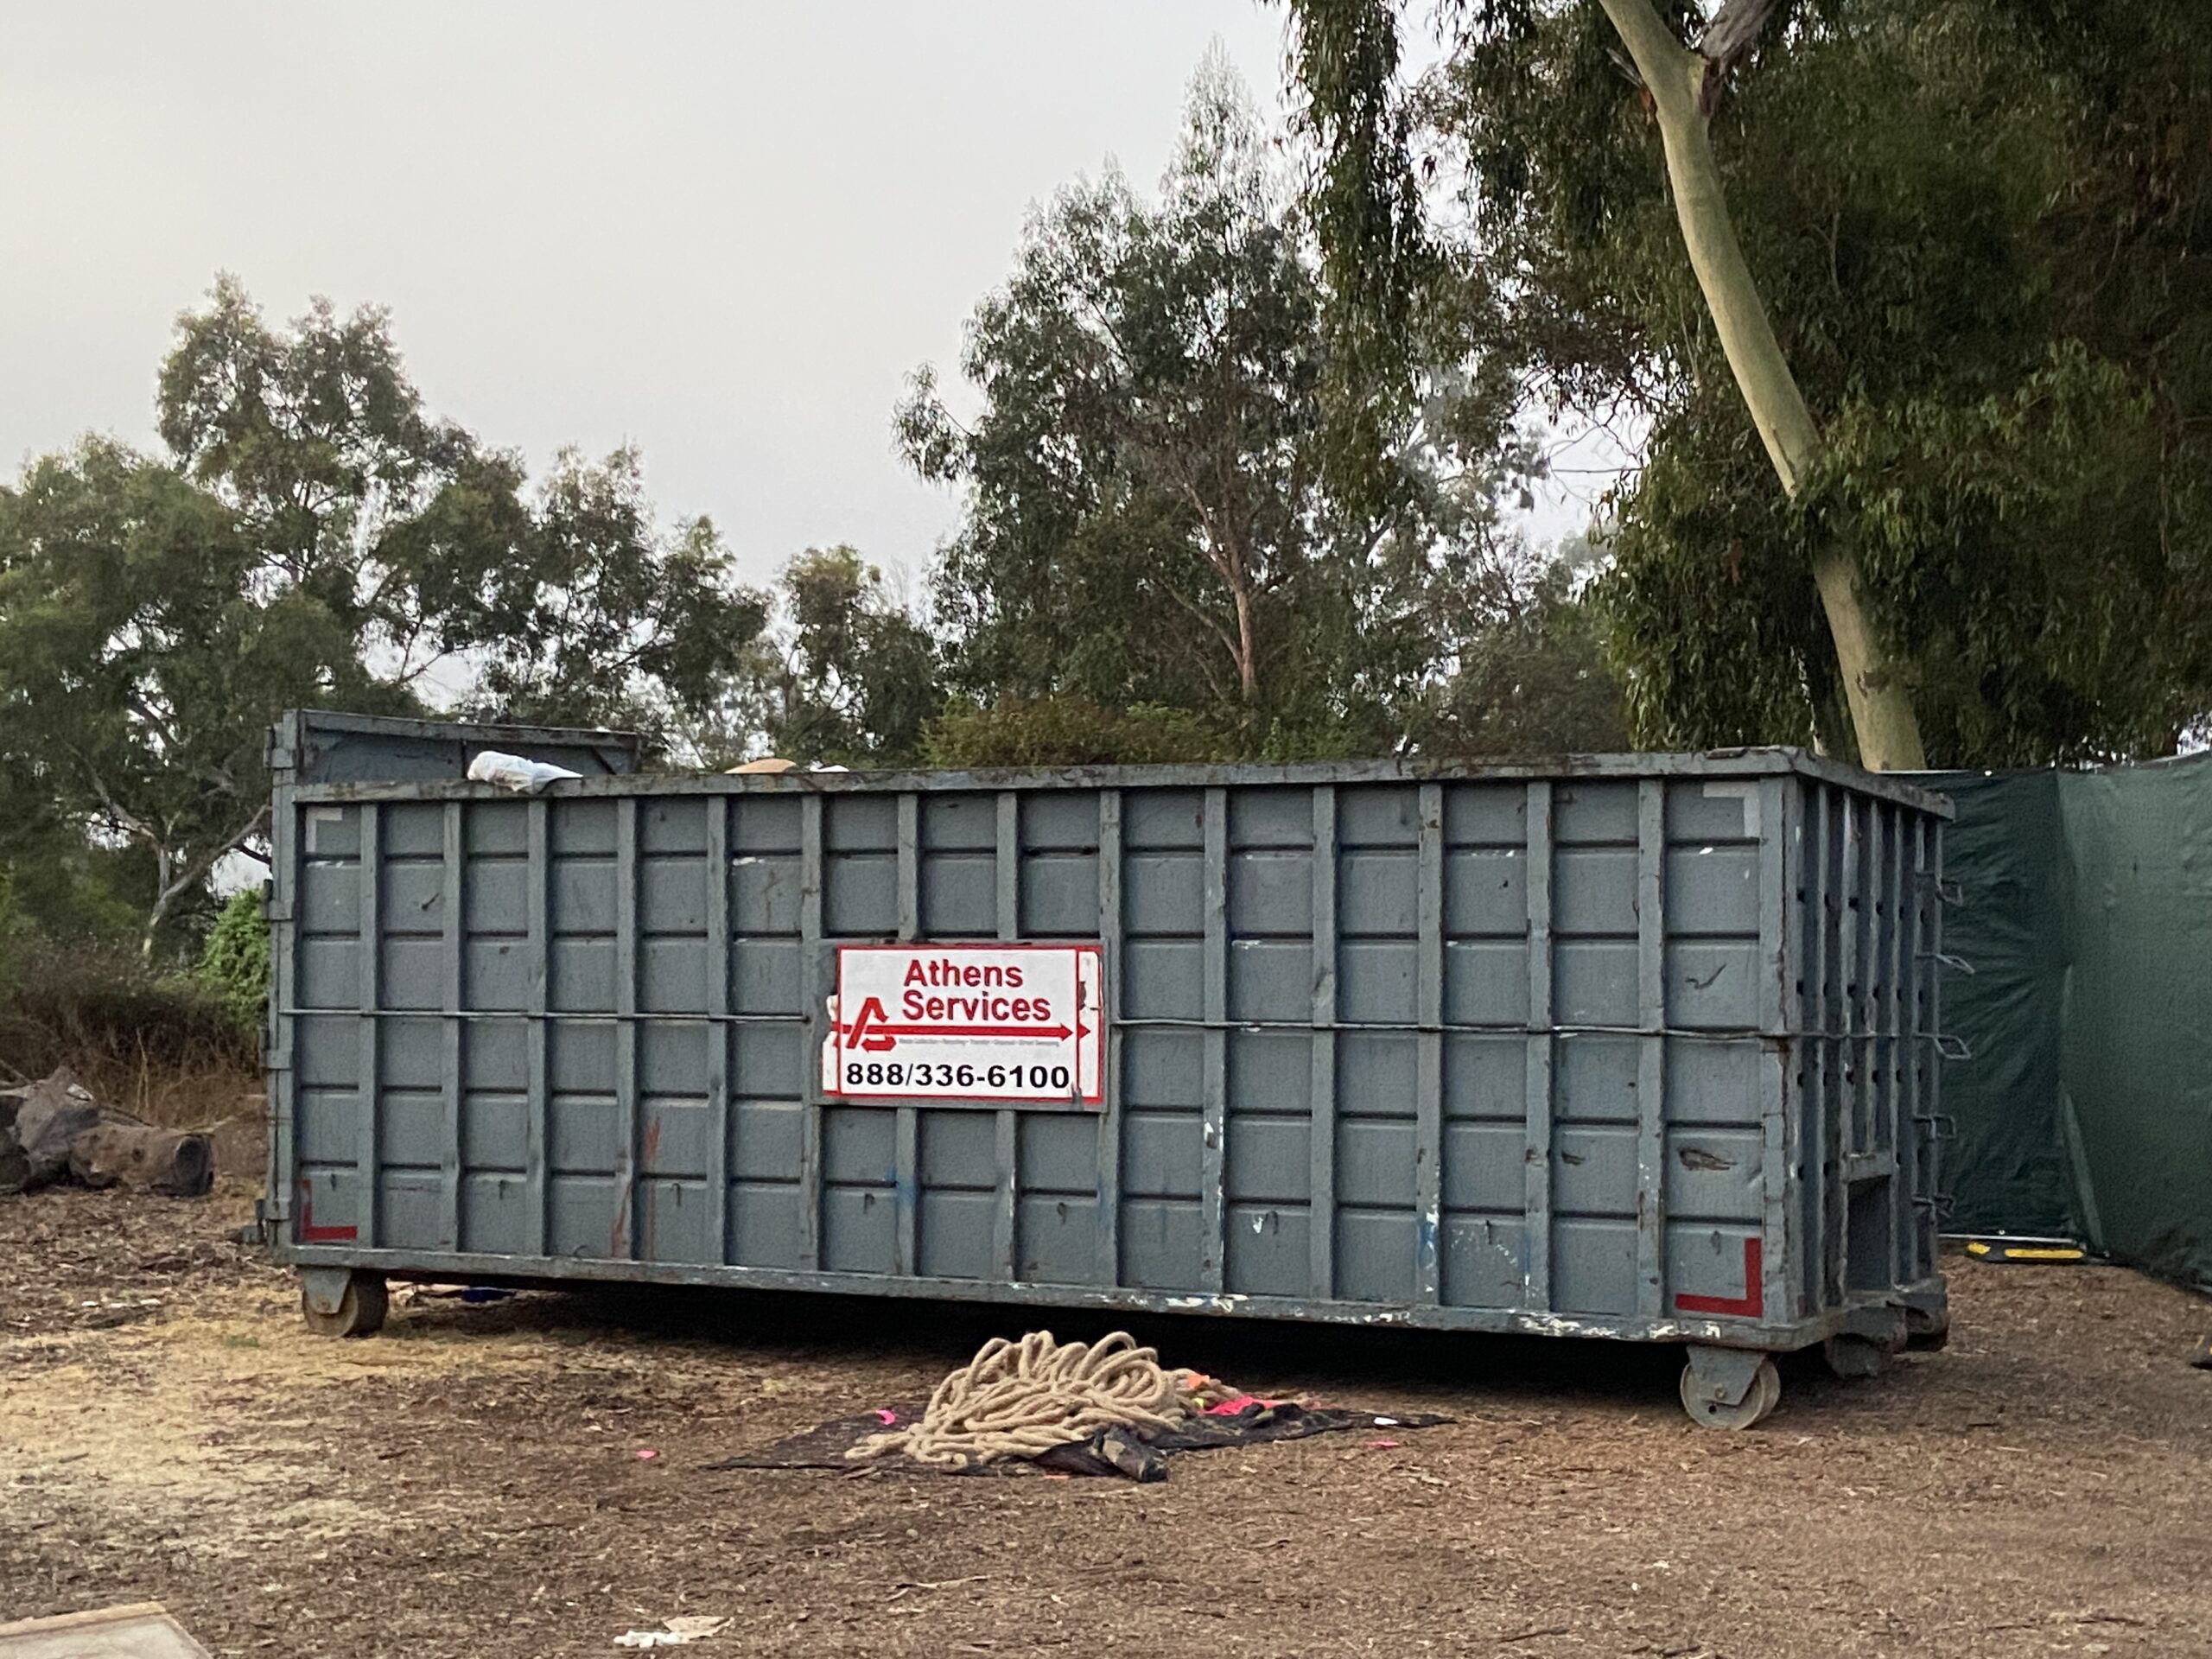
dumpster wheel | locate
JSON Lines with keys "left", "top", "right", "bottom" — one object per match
{"left": 1903, "top": 1304, "right": 1951, "bottom": 1351}
{"left": 299, "top": 1270, "right": 388, "bottom": 1338}
{"left": 1822, "top": 1332, "right": 1889, "bottom": 1379}
{"left": 1679, "top": 1355, "right": 1781, "bottom": 1430}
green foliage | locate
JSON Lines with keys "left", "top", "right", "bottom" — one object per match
{"left": 1287, "top": 0, "right": 1447, "bottom": 516}
{"left": 903, "top": 57, "right": 1535, "bottom": 761}
{"left": 920, "top": 698, "right": 1230, "bottom": 768}
{"left": 0, "top": 753, "right": 146, "bottom": 948}
{"left": 1417, "top": 541, "right": 1628, "bottom": 754}
{"left": 1799, "top": 346, "right": 2196, "bottom": 763}
{"left": 194, "top": 888, "right": 270, "bottom": 1033}
{"left": 1573, "top": 0, "right": 2212, "bottom": 764}
{"left": 750, "top": 548, "right": 943, "bottom": 766}
{"left": 0, "top": 276, "right": 770, "bottom": 950}
{"left": 0, "top": 431, "right": 359, "bottom": 955}
{"left": 1293, "top": 0, "right": 2212, "bottom": 766}
{"left": 451, "top": 447, "right": 769, "bottom": 737}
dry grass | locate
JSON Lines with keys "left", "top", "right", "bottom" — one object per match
{"left": 0, "top": 938, "right": 257, "bottom": 1125}
{"left": 60, "top": 1055, "right": 262, "bottom": 1128}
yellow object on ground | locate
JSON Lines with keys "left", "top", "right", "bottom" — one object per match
{"left": 1964, "top": 1238, "right": 2088, "bottom": 1263}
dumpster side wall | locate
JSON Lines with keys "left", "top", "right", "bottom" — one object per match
{"left": 270, "top": 742, "right": 1947, "bottom": 1347}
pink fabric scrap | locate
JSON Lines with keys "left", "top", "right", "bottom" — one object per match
{"left": 1200, "top": 1394, "right": 1274, "bottom": 1417}
{"left": 874, "top": 1408, "right": 899, "bottom": 1425}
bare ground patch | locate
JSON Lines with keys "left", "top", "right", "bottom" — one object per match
{"left": 4, "top": 1186, "right": 2209, "bottom": 1657}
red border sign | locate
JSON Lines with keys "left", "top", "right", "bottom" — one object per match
{"left": 822, "top": 942, "right": 1104, "bottom": 1106}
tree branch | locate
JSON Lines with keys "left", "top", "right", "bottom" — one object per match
{"left": 65, "top": 744, "right": 160, "bottom": 849}
{"left": 154, "top": 804, "right": 270, "bottom": 913}
{"left": 139, "top": 804, "right": 270, "bottom": 959}
{"left": 1698, "top": 0, "right": 1784, "bottom": 113}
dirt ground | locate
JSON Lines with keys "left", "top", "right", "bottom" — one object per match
{"left": 4, "top": 1185, "right": 2209, "bottom": 1658}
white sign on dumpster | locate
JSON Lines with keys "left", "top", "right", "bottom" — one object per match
{"left": 821, "top": 943, "right": 1103, "bottom": 1106}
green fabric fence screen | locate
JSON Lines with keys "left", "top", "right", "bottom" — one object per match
{"left": 1936, "top": 755, "right": 2212, "bottom": 1289}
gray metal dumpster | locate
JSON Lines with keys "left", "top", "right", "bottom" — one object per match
{"left": 265, "top": 710, "right": 1953, "bottom": 1427}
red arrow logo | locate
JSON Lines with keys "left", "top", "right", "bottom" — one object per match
{"left": 838, "top": 1000, "right": 1074, "bottom": 1051}
{"left": 842, "top": 996, "right": 897, "bottom": 1052}
{"left": 873, "top": 1022, "right": 1072, "bottom": 1041}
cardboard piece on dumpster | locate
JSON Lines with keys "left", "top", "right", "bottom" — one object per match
{"left": 0, "top": 1602, "right": 212, "bottom": 1659}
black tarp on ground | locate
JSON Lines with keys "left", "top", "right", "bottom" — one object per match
{"left": 1936, "top": 755, "right": 2212, "bottom": 1289}
{"left": 705, "top": 1402, "right": 1451, "bottom": 1480}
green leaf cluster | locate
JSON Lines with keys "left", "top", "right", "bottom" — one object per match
{"left": 904, "top": 57, "right": 1607, "bottom": 761}
{"left": 696, "top": 546, "right": 944, "bottom": 768}
{"left": 0, "top": 277, "right": 771, "bottom": 952}
{"left": 193, "top": 887, "right": 270, "bottom": 1033}
{"left": 1294, "top": 0, "right": 2212, "bottom": 766}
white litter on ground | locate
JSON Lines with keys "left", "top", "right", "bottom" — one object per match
{"left": 613, "top": 1616, "right": 731, "bottom": 1649}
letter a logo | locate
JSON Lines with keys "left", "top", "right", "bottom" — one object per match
{"left": 842, "top": 995, "right": 896, "bottom": 1052}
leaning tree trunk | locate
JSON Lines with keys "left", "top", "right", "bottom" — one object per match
{"left": 1596, "top": 0, "right": 1928, "bottom": 772}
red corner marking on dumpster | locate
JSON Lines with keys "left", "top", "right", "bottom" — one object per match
{"left": 296, "top": 1177, "right": 358, "bottom": 1243}
{"left": 1675, "top": 1237, "right": 1763, "bottom": 1319}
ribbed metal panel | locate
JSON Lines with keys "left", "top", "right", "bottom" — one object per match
{"left": 270, "top": 713, "right": 1952, "bottom": 1351}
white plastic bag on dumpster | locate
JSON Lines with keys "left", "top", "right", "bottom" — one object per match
{"left": 467, "top": 751, "right": 582, "bottom": 793}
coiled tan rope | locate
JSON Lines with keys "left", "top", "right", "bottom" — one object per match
{"left": 846, "top": 1331, "right": 1194, "bottom": 1471}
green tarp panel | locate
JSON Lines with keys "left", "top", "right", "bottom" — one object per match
{"left": 1936, "top": 755, "right": 2212, "bottom": 1289}
{"left": 1933, "top": 772, "right": 2075, "bottom": 1238}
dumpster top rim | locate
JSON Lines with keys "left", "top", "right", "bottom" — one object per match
{"left": 279, "top": 739, "right": 1954, "bottom": 817}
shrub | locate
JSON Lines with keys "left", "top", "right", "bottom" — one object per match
{"left": 194, "top": 889, "right": 271, "bottom": 1034}
{"left": 0, "top": 936, "right": 256, "bottom": 1086}
{"left": 921, "top": 697, "right": 1229, "bottom": 767}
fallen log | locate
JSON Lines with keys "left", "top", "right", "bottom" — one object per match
{"left": 3, "top": 1068, "right": 102, "bottom": 1192}
{"left": 68, "top": 1121, "right": 215, "bottom": 1198}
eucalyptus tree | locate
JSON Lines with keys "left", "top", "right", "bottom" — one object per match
{"left": 1289, "top": 0, "right": 2212, "bottom": 766}
{"left": 0, "top": 278, "right": 766, "bottom": 952}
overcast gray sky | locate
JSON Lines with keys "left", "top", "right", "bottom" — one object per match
{"left": 1, "top": 2, "right": 1306, "bottom": 589}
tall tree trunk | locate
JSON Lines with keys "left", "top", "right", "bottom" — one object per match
{"left": 141, "top": 881, "right": 181, "bottom": 963}
{"left": 1596, "top": 0, "right": 1927, "bottom": 772}
{"left": 1230, "top": 577, "right": 1260, "bottom": 702}
{"left": 142, "top": 848, "right": 176, "bottom": 961}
